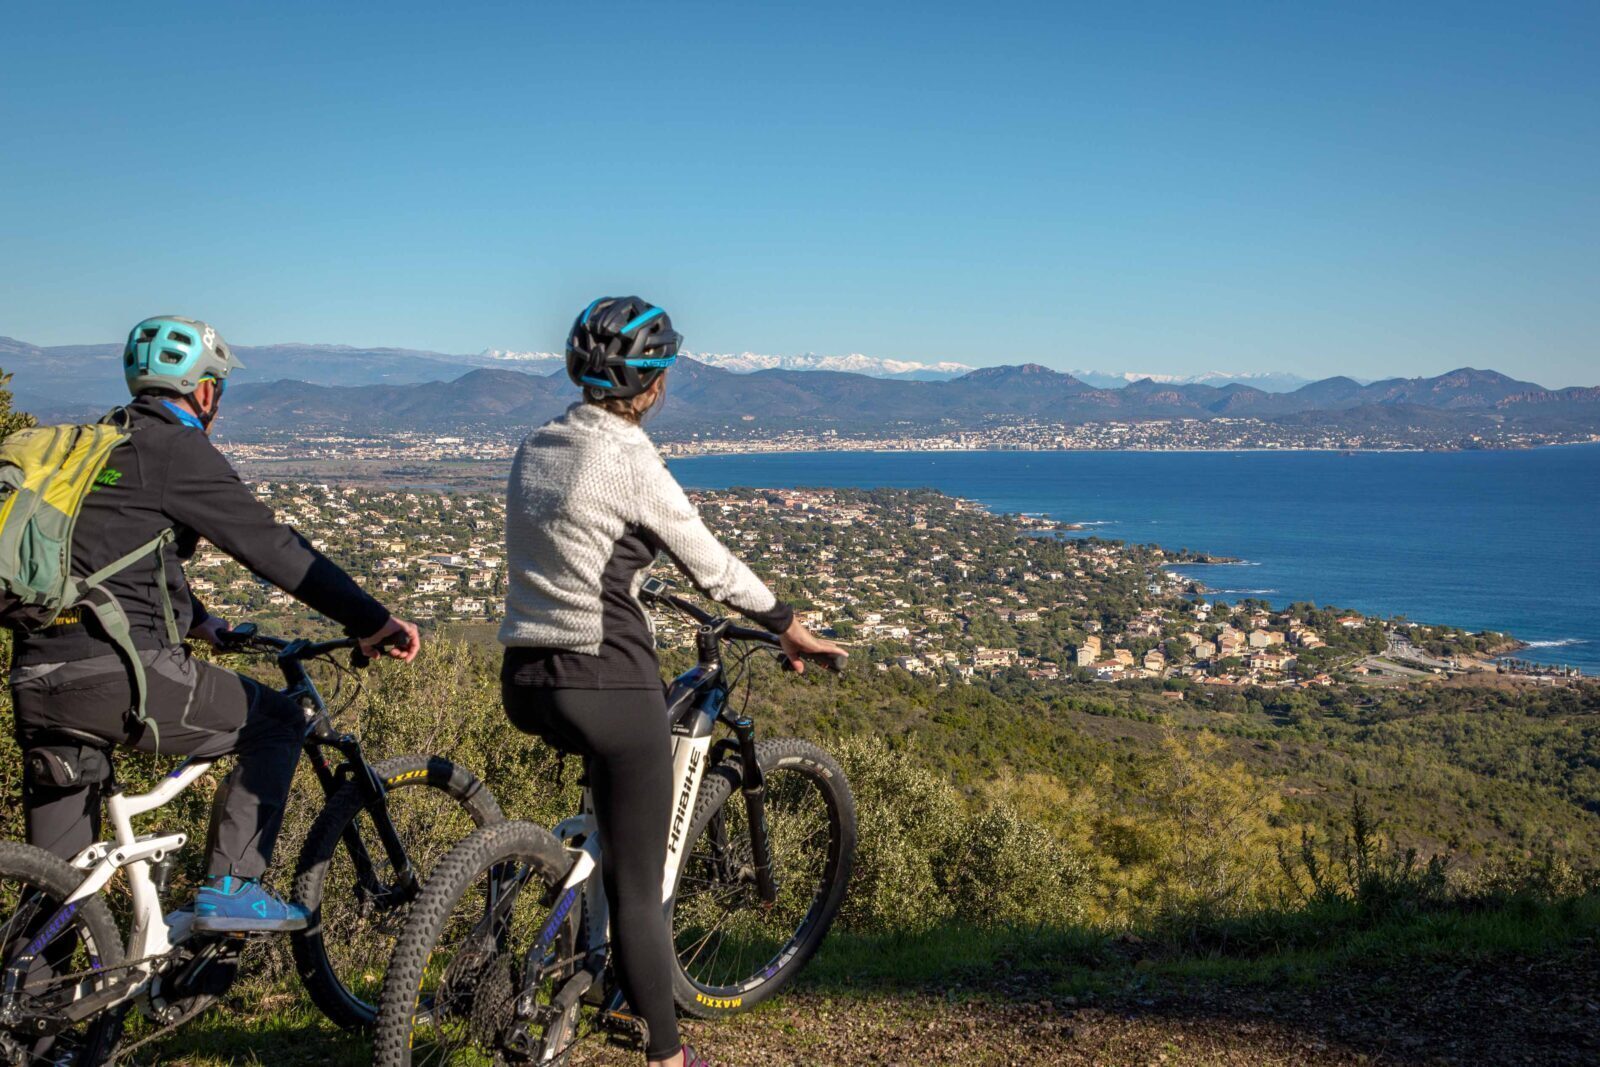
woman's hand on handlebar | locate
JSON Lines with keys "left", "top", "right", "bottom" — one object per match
{"left": 778, "top": 619, "right": 848, "bottom": 674}
{"left": 360, "top": 616, "right": 421, "bottom": 663}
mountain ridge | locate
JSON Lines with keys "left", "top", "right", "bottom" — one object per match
{"left": 4, "top": 335, "right": 1594, "bottom": 441}
{"left": 0, "top": 334, "right": 1349, "bottom": 404}
{"left": 211, "top": 360, "right": 1596, "bottom": 440}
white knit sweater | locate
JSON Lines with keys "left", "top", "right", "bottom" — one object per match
{"left": 499, "top": 403, "right": 790, "bottom": 655}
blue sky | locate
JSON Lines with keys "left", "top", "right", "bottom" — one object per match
{"left": 2, "top": 1, "right": 1596, "bottom": 385}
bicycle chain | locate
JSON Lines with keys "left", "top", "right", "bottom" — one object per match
{"left": 4, "top": 939, "right": 254, "bottom": 1066}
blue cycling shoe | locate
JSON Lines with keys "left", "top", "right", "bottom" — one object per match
{"left": 190, "top": 876, "right": 310, "bottom": 934}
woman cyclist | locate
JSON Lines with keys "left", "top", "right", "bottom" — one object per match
{"left": 499, "top": 296, "right": 845, "bottom": 1067}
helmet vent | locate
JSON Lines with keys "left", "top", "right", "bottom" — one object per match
{"left": 158, "top": 348, "right": 186, "bottom": 365}
{"left": 139, "top": 327, "right": 160, "bottom": 342}
{"left": 168, "top": 330, "right": 193, "bottom": 346}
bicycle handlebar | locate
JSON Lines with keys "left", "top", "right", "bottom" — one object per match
{"left": 649, "top": 589, "right": 713, "bottom": 624}
{"left": 642, "top": 588, "right": 847, "bottom": 673}
{"left": 218, "top": 626, "right": 369, "bottom": 666}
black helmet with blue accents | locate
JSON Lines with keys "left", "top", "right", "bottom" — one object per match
{"left": 565, "top": 296, "right": 681, "bottom": 401}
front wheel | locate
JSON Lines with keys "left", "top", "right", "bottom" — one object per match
{"left": 670, "top": 738, "right": 856, "bottom": 1018}
{"left": 291, "top": 754, "right": 502, "bottom": 1032}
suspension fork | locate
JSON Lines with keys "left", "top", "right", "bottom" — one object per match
{"left": 730, "top": 717, "right": 778, "bottom": 904}
{"left": 309, "top": 733, "right": 420, "bottom": 899}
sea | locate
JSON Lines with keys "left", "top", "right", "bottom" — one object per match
{"left": 670, "top": 444, "right": 1600, "bottom": 676}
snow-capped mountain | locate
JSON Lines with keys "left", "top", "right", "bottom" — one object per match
{"left": 1068, "top": 369, "right": 1316, "bottom": 393}
{"left": 480, "top": 349, "right": 563, "bottom": 366}
{"left": 690, "top": 352, "right": 974, "bottom": 380}
{"left": 465, "top": 349, "right": 1319, "bottom": 391}
{"left": 476, "top": 349, "right": 976, "bottom": 381}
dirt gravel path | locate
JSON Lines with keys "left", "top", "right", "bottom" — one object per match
{"left": 573, "top": 942, "right": 1600, "bottom": 1066}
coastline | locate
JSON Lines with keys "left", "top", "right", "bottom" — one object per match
{"left": 663, "top": 439, "right": 1600, "bottom": 461}
{"left": 671, "top": 447, "right": 1598, "bottom": 680}
{"left": 946, "top": 492, "right": 1557, "bottom": 679}
{"left": 1168, "top": 567, "right": 1583, "bottom": 680}
{"left": 997, "top": 501, "right": 1583, "bottom": 683}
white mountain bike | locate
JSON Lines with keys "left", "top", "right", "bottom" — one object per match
{"left": 373, "top": 579, "right": 856, "bottom": 1066}
{"left": 0, "top": 628, "right": 501, "bottom": 1065}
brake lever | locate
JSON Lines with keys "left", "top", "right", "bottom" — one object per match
{"left": 352, "top": 632, "right": 409, "bottom": 670}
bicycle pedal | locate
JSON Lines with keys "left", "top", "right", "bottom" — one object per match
{"left": 599, "top": 1008, "right": 649, "bottom": 1048}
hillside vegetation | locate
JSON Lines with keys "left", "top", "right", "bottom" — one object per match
{"left": 0, "top": 378, "right": 1594, "bottom": 1061}
{"left": 4, "top": 638, "right": 1584, "bottom": 1064}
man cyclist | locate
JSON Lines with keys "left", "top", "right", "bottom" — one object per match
{"left": 7, "top": 315, "right": 419, "bottom": 933}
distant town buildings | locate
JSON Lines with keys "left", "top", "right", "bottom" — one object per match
{"left": 193, "top": 479, "right": 1561, "bottom": 694}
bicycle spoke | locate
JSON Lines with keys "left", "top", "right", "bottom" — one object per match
{"left": 673, "top": 757, "right": 846, "bottom": 996}
{"left": 0, "top": 862, "right": 122, "bottom": 1065}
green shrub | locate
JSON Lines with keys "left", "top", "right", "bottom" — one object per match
{"left": 1462, "top": 852, "right": 1600, "bottom": 903}
{"left": 1278, "top": 795, "right": 1449, "bottom": 921}
{"left": 831, "top": 734, "right": 964, "bottom": 931}
{"left": 938, "top": 801, "right": 1091, "bottom": 927}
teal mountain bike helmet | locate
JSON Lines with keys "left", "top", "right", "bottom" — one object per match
{"left": 123, "top": 316, "right": 245, "bottom": 397}
{"left": 565, "top": 296, "right": 681, "bottom": 400}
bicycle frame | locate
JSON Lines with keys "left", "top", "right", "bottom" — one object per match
{"left": 545, "top": 685, "right": 720, "bottom": 948}
{"left": 0, "top": 758, "right": 217, "bottom": 1034}
{"left": 282, "top": 647, "right": 423, "bottom": 907}
{"left": 538, "top": 609, "right": 778, "bottom": 998}
{"left": 65, "top": 758, "right": 214, "bottom": 967}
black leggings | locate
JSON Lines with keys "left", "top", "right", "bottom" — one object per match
{"left": 502, "top": 665, "right": 680, "bottom": 1061}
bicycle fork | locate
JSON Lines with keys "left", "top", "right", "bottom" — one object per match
{"left": 730, "top": 717, "right": 779, "bottom": 905}
{"left": 309, "top": 734, "right": 420, "bottom": 904}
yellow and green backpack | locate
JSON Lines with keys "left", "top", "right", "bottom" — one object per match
{"left": 0, "top": 415, "right": 175, "bottom": 742}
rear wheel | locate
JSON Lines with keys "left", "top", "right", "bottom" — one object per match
{"left": 670, "top": 738, "right": 855, "bottom": 1018}
{"left": 0, "top": 841, "right": 127, "bottom": 1066}
{"left": 373, "top": 820, "right": 574, "bottom": 1067}
{"left": 291, "top": 755, "right": 502, "bottom": 1032}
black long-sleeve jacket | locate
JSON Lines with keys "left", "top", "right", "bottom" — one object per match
{"left": 14, "top": 396, "right": 390, "bottom": 667}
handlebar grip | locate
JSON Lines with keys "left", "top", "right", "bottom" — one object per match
{"left": 352, "top": 631, "right": 410, "bottom": 669}
{"left": 779, "top": 650, "right": 849, "bottom": 673}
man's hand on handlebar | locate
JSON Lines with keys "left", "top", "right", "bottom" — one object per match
{"left": 189, "top": 615, "right": 233, "bottom": 650}
{"left": 779, "top": 619, "right": 848, "bottom": 674}
{"left": 360, "top": 616, "right": 422, "bottom": 663}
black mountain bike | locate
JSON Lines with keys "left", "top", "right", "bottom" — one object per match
{"left": 0, "top": 625, "right": 501, "bottom": 1064}
{"left": 373, "top": 579, "right": 856, "bottom": 1066}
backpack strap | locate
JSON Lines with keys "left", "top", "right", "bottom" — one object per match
{"left": 98, "top": 406, "right": 134, "bottom": 430}
{"left": 66, "top": 528, "right": 178, "bottom": 751}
